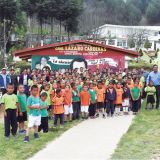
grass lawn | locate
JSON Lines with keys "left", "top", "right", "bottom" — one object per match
{"left": 0, "top": 120, "right": 81, "bottom": 160}
{"left": 112, "top": 102, "right": 160, "bottom": 160}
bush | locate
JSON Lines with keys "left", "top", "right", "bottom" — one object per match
{"left": 14, "top": 61, "right": 31, "bottom": 72}
{"left": 128, "top": 60, "right": 153, "bottom": 70}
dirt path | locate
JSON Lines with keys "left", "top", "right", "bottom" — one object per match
{"left": 30, "top": 115, "right": 134, "bottom": 160}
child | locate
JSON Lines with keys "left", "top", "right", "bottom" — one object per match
{"left": 145, "top": 81, "right": 156, "bottom": 110}
{"left": 63, "top": 85, "right": 73, "bottom": 122}
{"left": 122, "top": 82, "right": 130, "bottom": 115}
{"left": 1, "top": 83, "right": 18, "bottom": 139}
{"left": 52, "top": 89, "right": 64, "bottom": 128}
{"left": 41, "top": 84, "right": 52, "bottom": 120}
{"left": 131, "top": 82, "right": 141, "bottom": 115}
{"left": 105, "top": 81, "right": 116, "bottom": 117}
{"left": 115, "top": 82, "right": 123, "bottom": 115}
{"left": 71, "top": 83, "right": 80, "bottom": 120}
{"left": 80, "top": 85, "right": 90, "bottom": 119}
{"left": 50, "top": 82, "right": 58, "bottom": 101}
{"left": 96, "top": 82, "right": 106, "bottom": 118}
{"left": 89, "top": 83, "right": 97, "bottom": 118}
{"left": 38, "top": 92, "right": 49, "bottom": 133}
{"left": 127, "top": 77, "right": 133, "bottom": 91}
{"left": 24, "top": 85, "right": 41, "bottom": 143}
{"left": 17, "top": 85, "right": 27, "bottom": 135}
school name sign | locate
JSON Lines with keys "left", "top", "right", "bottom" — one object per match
{"left": 55, "top": 44, "right": 107, "bottom": 52}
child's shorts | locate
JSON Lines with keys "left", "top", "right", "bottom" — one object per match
{"left": 28, "top": 115, "right": 41, "bottom": 128}
{"left": 97, "top": 102, "right": 104, "bottom": 109}
{"left": 122, "top": 99, "right": 130, "bottom": 107}
{"left": 81, "top": 106, "right": 89, "bottom": 113}
{"left": 64, "top": 105, "right": 73, "bottom": 115}
{"left": 17, "top": 111, "right": 27, "bottom": 122}
{"left": 147, "top": 95, "right": 155, "bottom": 104}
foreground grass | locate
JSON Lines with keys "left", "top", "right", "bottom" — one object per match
{"left": 112, "top": 102, "right": 160, "bottom": 160}
{"left": 0, "top": 120, "right": 81, "bottom": 160}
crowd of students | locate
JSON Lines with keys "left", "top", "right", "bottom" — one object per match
{"left": 0, "top": 66, "right": 157, "bottom": 143}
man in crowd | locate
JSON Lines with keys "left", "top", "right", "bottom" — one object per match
{"left": 147, "top": 64, "right": 160, "bottom": 109}
{"left": 10, "top": 68, "right": 18, "bottom": 94}
{"left": 0, "top": 68, "right": 11, "bottom": 95}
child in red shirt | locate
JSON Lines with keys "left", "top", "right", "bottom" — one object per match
{"left": 115, "top": 82, "right": 123, "bottom": 115}
{"left": 80, "top": 84, "right": 90, "bottom": 119}
{"left": 63, "top": 85, "right": 73, "bottom": 122}
{"left": 52, "top": 89, "right": 64, "bottom": 128}
{"left": 96, "top": 82, "right": 105, "bottom": 118}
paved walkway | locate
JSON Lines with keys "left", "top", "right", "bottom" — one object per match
{"left": 30, "top": 115, "right": 134, "bottom": 160}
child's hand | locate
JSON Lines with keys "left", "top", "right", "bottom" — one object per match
{"left": 20, "top": 112, "right": 23, "bottom": 116}
{"left": 38, "top": 106, "right": 42, "bottom": 109}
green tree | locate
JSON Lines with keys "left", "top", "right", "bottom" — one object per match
{"left": 65, "top": 17, "right": 78, "bottom": 40}
{"left": 125, "top": 1, "right": 142, "bottom": 25}
{"left": 144, "top": 39, "right": 152, "bottom": 50}
{"left": 54, "top": 0, "right": 82, "bottom": 41}
{"left": 45, "top": 0, "right": 56, "bottom": 36}
{"left": 0, "top": 0, "right": 22, "bottom": 67}
{"left": 146, "top": 0, "right": 160, "bottom": 24}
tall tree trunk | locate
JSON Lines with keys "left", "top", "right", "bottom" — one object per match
{"left": 51, "top": 18, "right": 54, "bottom": 42}
{"left": 40, "top": 19, "right": 43, "bottom": 46}
{"left": 68, "top": 30, "right": 70, "bottom": 41}
{"left": 60, "top": 20, "right": 62, "bottom": 42}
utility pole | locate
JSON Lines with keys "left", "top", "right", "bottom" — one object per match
{"left": 3, "top": 18, "right": 7, "bottom": 68}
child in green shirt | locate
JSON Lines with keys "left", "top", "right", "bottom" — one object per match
{"left": 17, "top": 85, "right": 27, "bottom": 135}
{"left": 41, "top": 84, "right": 52, "bottom": 120}
{"left": 89, "top": 83, "right": 97, "bottom": 118}
{"left": 38, "top": 92, "right": 49, "bottom": 133}
{"left": 1, "top": 83, "right": 18, "bottom": 139}
{"left": 145, "top": 81, "right": 156, "bottom": 110}
{"left": 131, "top": 82, "right": 141, "bottom": 114}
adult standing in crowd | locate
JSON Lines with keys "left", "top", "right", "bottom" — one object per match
{"left": 0, "top": 68, "right": 11, "bottom": 95}
{"left": 147, "top": 65, "right": 160, "bottom": 109}
{"left": 19, "top": 69, "right": 30, "bottom": 96}
{"left": 10, "top": 68, "right": 18, "bottom": 94}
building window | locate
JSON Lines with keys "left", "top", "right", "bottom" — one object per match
{"left": 117, "top": 41, "right": 122, "bottom": 46}
{"left": 108, "top": 39, "right": 115, "bottom": 45}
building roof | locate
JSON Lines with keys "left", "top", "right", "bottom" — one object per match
{"left": 98, "top": 24, "right": 160, "bottom": 31}
{"left": 14, "top": 40, "right": 139, "bottom": 60}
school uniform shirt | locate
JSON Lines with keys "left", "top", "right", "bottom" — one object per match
{"left": 72, "top": 90, "right": 80, "bottom": 102}
{"left": 27, "top": 96, "right": 41, "bottom": 116}
{"left": 127, "top": 84, "right": 133, "bottom": 91}
{"left": 1, "top": 93, "right": 18, "bottom": 110}
{"left": 145, "top": 86, "right": 156, "bottom": 96}
{"left": 77, "top": 85, "right": 82, "bottom": 92}
{"left": 131, "top": 87, "right": 141, "bottom": 100}
{"left": 61, "top": 89, "right": 66, "bottom": 97}
{"left": 96, "top": 88, "right": 105, "bottom": 102}
{"left": 80, "top": 91, "right": 90, "bottom": 106}
{"left": 50, "top": 89, "right": 56, "bottom": 103}
{"left": 40, "top": 100, "right": 48, "bottom": 117}
{"left": 122, "top": 87, "right": 130, "bottom": 99}
{"left": 63, "top": 90, "right": 72, "bottom": 105}
{"left": 89, "top": 89, "right": 96, "bottom": 103}
{"left": 52, "top": 96, "right": 64, "bottom": 114}
{"left": 115, "top": 88, "right": 123, "bottom": 105}
{"left": 17, "top": 93, "right": 27, "bottom": 112}
{"left": 41, "top": 90, "right": 51, "bottom": 106}
{"left": 105, "top": 88, "right": 117, "bottom": 101}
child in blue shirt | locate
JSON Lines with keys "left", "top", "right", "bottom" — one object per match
{"left": 105, "top": 81, "right": 116, "bottom": 117}
{"left": 24, "top": 85, "right": 41, "bottom": 143}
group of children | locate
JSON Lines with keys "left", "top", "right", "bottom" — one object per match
{"left": 0, "top": 68, "right": 157, "bottom": 143}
